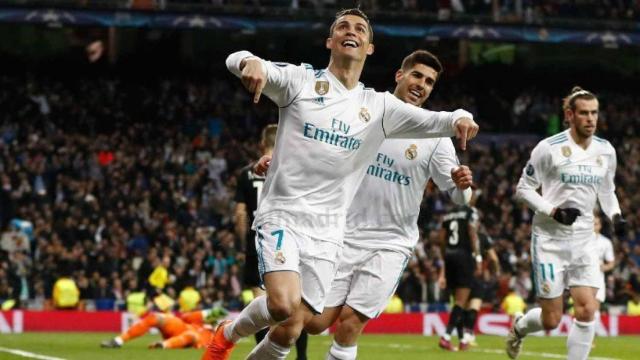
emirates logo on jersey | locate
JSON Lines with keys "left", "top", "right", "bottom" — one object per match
{"left": 359, "top": 107, "right": 371, "bottom": 123}
{"left": 405, "top": 144, "right": 418, "bottom": 160}
{"left": 315, "top": 81, "right": 329, "bottom": 95}
{"left": 561, "top": 146, "right": 572, "bottom": 158}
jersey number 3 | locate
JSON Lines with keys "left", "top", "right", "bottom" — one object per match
{"left": 448, "top": 220, "right": 459, "bottom": 245}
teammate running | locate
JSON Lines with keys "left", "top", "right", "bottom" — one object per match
{"left": 506, "top": 86, "right": 626, "bottom": 360}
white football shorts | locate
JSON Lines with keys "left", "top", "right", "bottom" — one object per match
{"left": 531, "top": 232, "right": 600, "bottom": 299}
{"left": 255, "top": 222, "right": 341, "bottom": 314}
{"left": 324, "top": 242, "right": 409, "bottom": 319}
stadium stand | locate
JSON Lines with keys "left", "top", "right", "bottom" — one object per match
{"left": 0, "top": 68, "right": 638, "bottom": 316}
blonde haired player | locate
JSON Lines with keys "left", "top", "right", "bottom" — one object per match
{"left": 507, "top": 87, "right": 626, "bottom": 360}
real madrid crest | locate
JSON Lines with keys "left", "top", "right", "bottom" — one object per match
{"left": 541, "top": 282, "right": 551, "bottom": 295}
{"left": 526, "top": 163, "right": 534, "bottom": 176}
{"left": 596, "top": 156, "right": 603, "bottom": 167}
{"left": 405, "top": 144, "right": 418, "bottom": 160}
{"left": 275, "top": 251, "right": 286, "bottom": 265}
{"left": 359, "top": 107, "right": 371, "bottom": 123}
{"left": 561, "top": 145, "right": 572, "bottom": 158}
{"left": 315, "top": 81, "right": 329, "bottom": 95}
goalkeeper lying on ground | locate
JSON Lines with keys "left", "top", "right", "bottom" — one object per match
{"left": 101, "top": 307, "right": 227, "bottom": 350}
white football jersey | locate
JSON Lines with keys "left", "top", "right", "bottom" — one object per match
{"left": 344, "top": 138, "right": 459, "bottom": 256}
{"left": 226, "top": 51, "right": 471, "bottom": 242}
{"left": 595, "top": 233, "right": 614, "bottom": 289}
{"left": 516, "top": 129, "right": 621, "bottom": 238}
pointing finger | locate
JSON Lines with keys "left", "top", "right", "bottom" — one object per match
{"left": 458, "top": 127, "right": 468, "bottom": 151}
{"left": 254, "top": 79, "right": 264, "bottom": 104}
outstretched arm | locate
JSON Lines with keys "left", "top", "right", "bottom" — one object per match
{"left": 226, "top": 51, "right": 309, "bottom": 107}
{"left": 382, "top": 92, "right": 479, "bottom": 150}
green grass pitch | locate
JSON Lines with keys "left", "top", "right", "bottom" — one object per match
{"left": 0, "top": 333, "right": 638, "bottom": 359}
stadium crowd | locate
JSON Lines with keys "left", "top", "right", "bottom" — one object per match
{"left": 126, "top": 0, "right": 640, "bottom": 22}
{"left": 0, "top": 72, "right": 638, "bottom": 315}
{"left": 13, "top": 0, "right": 638, "bottom": 22}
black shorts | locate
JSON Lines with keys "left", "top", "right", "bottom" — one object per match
{"left": 469, "top": 276, "right": 485, "bottom": 299}
{"left": 243, "top": 230, "right": 261, "bottom": 288}
{"left": 444, "top": 251, "right": 474, "bottom": 290}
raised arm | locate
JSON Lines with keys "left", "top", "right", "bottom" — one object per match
{"left": 382, "top": 92, "right": 478, "bottom": 150}
{"left": 226, "top": 51, "right": 309, "bottom": 107}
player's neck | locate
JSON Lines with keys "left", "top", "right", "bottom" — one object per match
{"left": 569, "top": 128, "right": 592, "bottom": 149}
{"left": 327, "top": 59, "right": 364, "bottom": 90}
{"left": 263, "top": 149, "right": 273, "bottom": 156}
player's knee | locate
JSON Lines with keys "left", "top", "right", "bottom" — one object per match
{"left": 574, "top": 302, "right": 598, "bottom": 322}
{"left": 338, "top": 323, "right": 362, "bottom": 339}
{"left": 336, "top": 316, "right": 365, "bottom": 340}
{"left": 542, "top": 312, "right": 562, "bottom": 330}
{"left": 267, "top": 298, "right": 299, "bottom": 322}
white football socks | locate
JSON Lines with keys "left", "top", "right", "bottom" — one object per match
{"left": 326, "top": 340, "right": 357, "bottom": 360}
{"left": 515, "top": 307, "right": 544, "bottom": 337}
{"left": 567, "top": 319, "right": 595, "bottom": 360}
{"left": 246, "top": 334, "right": 291, "bottom": 360}
{"left": 224, "top": 295, "right": 277, "bottom": 343}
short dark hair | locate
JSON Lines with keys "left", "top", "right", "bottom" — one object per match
{"left": 329, "top": 8, "right": 373, "bottom": 43}
{"left": 261, "top": 124, "right": 277, "bottom": 149}
{"left": 562, "top": 86, "right": 597, "bottom": 112}
{"left": 401, "top": 50, "right": 443, "bottom": 79}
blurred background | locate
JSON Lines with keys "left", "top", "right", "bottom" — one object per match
{"left": 0, "top": 0, "right": 639, "bottom": 321}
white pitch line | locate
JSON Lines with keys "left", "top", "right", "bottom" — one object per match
{"left": 0, "top": 347, "right": 67, "bottom": 360}
{"left": 319, "top": 340, "right": 621, "bottom": 360}
{"left": 475, "top": 348, "right": 620, "bottom": 360}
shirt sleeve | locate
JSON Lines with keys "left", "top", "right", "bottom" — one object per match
{"left": 515, "top": 141, "right": 555, "bottom": 216}
{"left": 604, "top": 238, "right": 615, "bottom": 263}
{"left": 381, "top": 92, "right": 469, "bottom": 139}
{"left": 226, "top": 50, "right": 309, "bottom": 107}
{"left": 427, "top": 138, "right": 458, "bottom": 192}
{"left": 426, "top": 138, "right": 472, "bottom": 205}
{"left": 597, "top": 145, "right": 622, "bottom": 221}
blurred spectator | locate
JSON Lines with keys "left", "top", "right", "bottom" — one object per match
{"left": 148, "top": 256, "right": 170, "bottom": 290}
{"left": 178, "top": 284, "right": 201, "bottom": 312}
{"left": 1, "top": 225, "right": 30, "bottom": 254}
{"left": 126, "top": 288, "right": 147, "bottom": 316}
{"left": 627, "top": 295, "right": 640, "bottom": 315}
{"left": 53, "top": 275, "right": 80, "bottom": 309}
{"left": 501, "top": 286, "right": 527, "bottom": 316}
{"left": 384, "top": 295, "right": 404, "bottom": 314}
